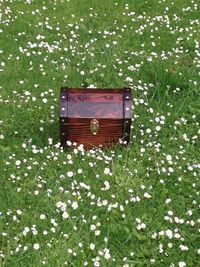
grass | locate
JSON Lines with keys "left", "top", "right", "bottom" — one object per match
{"left": 0, "top": 0, "right": 200, "bottom": 266}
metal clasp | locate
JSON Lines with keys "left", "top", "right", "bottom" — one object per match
{"left": 90, "top": 119, "right": 99, "bottom": 135}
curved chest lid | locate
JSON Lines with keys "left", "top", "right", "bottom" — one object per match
{"left": 60, "top": 88, "right": 132, "bottom": 119}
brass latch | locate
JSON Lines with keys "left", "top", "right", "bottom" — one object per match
{"left": 90, "top": 119, "right": 99, "bottom": 135}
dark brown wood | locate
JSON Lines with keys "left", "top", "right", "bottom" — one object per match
{"left": 60, "top": 118, "right": 123, "bottom": 149}
{"left": 60, "top": 88, "right": 132, "bottom": 149}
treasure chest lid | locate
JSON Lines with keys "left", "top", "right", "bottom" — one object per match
{"left": 60, "top": 87, "right": 132, "bottom": 119}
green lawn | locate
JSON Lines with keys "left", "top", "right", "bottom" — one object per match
{"left": 0, "top": 0, "right": 200, "bottom": 266}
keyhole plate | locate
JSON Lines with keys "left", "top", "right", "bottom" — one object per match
{"left": 90, "top": 119, "right": 99, "bottom": 135}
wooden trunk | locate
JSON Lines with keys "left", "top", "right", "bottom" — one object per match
{"left": 60, "top": 87, "right": 132, "bottom": 149}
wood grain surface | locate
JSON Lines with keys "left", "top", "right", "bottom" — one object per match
{"left": 60, "top": 118, "right": 124, "bottom": 149}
